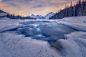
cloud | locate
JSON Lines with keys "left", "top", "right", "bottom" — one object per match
{"left": 0, "top": 0, "right": 2, "bottom": 1}
{"left": 32, "top": 5, "right": 45, "bottom": 8}
{"left": 0, "top": 0, "right": 78, "bottom": 16}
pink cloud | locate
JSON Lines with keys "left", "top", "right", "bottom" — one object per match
{"left": 0, "top": 0, "right": 78, "bottom": 16}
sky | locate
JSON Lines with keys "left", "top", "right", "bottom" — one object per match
{"left": 0, "top": 0, "right": 78, "bottom": 16}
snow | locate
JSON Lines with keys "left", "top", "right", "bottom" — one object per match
{"left": 30, "top": 12, "right": 55, "bottom": 19}
{"left": 56, "top": 16, "right": 86, "bottom": 57}
{"left": 30, "top": 14, "right": 45, "bottom": 19}
{"left": 58, "top": 31, "right": 86, "bottom": 57}
{"left": 0, "top": 32, "right": 61, "bottom": 57}
{"left": 57, "top": 16, "right": 86, "bottom": 31}
{"left": 45, "top": 12, "right": 55, "bottom": 19}
{"left": 0, "top": 16, "right": 86, "bottom": 57}
{"left": 0, "top": 17, "right": 21, "bottom": 32}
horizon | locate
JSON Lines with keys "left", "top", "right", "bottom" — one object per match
{"left": 0, "top": 0, "right": 79, "bottom": 16}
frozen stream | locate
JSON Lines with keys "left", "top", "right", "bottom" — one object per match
{"left": 1, "top": 20, "right": 78, "bottom": 51}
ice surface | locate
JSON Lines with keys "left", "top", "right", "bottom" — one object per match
{"left": 16, "top": 20, "right": 76, "bottom": 42}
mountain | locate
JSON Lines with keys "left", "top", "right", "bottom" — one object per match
{"left": 36, "top": 15, "right": 45, "bottom": 19}
{"left": 31, "top": 14, "right": 36, "bottom": 18}
{"left": 30, "top": 12, "right": 55, "bottom": 19}
{"left": 45, "top": 12, "right": 55, "bottom": 19}
{"left": 0, "top": 9, "right": 6, "bottom": 13}
{"left": 30, "top": 14, "right": 45, "bottom": 19}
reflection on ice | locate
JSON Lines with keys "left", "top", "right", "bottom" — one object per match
{"left": 33, "top": 34, "right": 45, "bottom": 40}
{"left": 36, "top": 28, "right": 41, "bottom": 34}
{"left": 37, "top": 34, "right": 42, "bottom": 36}
{"left": 29, "top": 28, "right": 32, "bottom": 29}
{"left": 32, "top": 24, "right": 39, "bottom": 28}
{"left": 37, "top": 28, "right": 40, "bottom": 31}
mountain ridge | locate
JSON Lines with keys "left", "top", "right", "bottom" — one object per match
{"left": 29, "top": 12, "right": 55, "bottom": 19}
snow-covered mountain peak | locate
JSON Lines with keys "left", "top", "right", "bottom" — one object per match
{"left": 30, "top": 12, "right": 55, "bottom": 19}
{"left": 48, "top": 12, "right": 54, "bottom": 14}
{"left": 31, "top": 14, "right": 35, "bottom": 16}
{"left": 45, "top": 12, "right": 55, "bottom": 19}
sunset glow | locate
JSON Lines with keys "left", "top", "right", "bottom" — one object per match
{"left": 0, "top": 0, "right": 78, "bottom": 16}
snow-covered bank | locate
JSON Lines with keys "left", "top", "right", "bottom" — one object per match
{"left": 0, "top": 32, "right": 61, "bottom": 57}
{"left": 1, "top": 31, "right": 86, "bottom": 57}
{"left": 57, "top": 16, "right": 86, "bottom": 31}
{"left": 0, "top": 18, "right": 22, "bottom": 32}
{"left": 58, "top": 31, "right": 86, "bottom": 57}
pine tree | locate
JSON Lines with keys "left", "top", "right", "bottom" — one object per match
{"left": 83, "top": 0, "right": 86, "bottom": 15}
{"left": 49, "top": 0, "right": 86, "bottom": 19}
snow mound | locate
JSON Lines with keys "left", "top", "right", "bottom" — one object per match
{"left": 0, "top": 32, "right": 61, "bottom": 57}
{"left": 57, "top": 31, "right": 86, "bottom": 57}
{"left": 65, "top": 31, "right": 86, "bottom": 40}
{"left": 57, "top": 16, "right": 86, "bottom": 31}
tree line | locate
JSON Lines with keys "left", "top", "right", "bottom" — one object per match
{"left": 0, "top": 9, "right": 36, "bottom": 19}
{"left": 49, "top": 0, "right": 86, "bottom": 19}
{"left": 6, "top": 13, "right": 36, "bottom": 19}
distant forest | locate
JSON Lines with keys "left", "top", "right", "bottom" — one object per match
{"left": 49, "top": 0, "right": 86, "bottom": 19}
{"left": 0, "top": 10, "right": 36, "bottom": 19}
{"left": 6, "top": 13, "right": 36, "bottom": 19}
